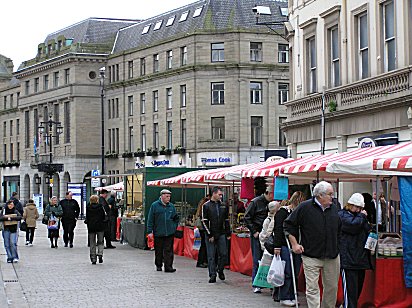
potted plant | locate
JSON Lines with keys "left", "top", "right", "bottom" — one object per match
{"left": 151, "top": 148, "right": 159, "bottom": 156}
{"left": 165, "top": 148, "right": 172, "bottom": 155}
{"left": 122, "top": 151, "right": 133, "bottom": 158}
{"left": 135, "top": 148, "right": 145, "bottom": 158}
{"left": 173, "top": 145, "right": 186, "bottom": 154}
{"left": 328, "top": 100, "right": 337, "bottom": 112}
{"left": 159, "top": 145, "right": 167, "bottom": 155}
{"left": 146, "top": 147, "right": 153, "bottom": 156}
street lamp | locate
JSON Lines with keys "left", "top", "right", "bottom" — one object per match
{"left": 38, "top": 113, "right": 63, "bottom": 198}
{"left": 100, "top": 67, "right": 106, "bottom": 176}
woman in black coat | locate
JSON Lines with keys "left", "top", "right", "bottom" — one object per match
{"left": 85, "top": 195, "right": 106, "bottom": 264}
{"left": 339, "top": 193, "right": 371, "bottom": 308}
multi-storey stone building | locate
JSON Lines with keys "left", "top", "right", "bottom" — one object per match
{"left": 0, "top": 0, "right": 289, "bottom": 203}
{"left": 105, "top": 0, "right": 289, "bottom": 175}
{"left": 284, "top": 0, "right": 412, "bottom": 193}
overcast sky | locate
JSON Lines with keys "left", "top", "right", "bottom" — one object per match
{"left": 1, "top": 0, "right": 196, "bottom": 71}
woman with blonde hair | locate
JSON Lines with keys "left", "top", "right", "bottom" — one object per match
{"left": 85, "top": 195, "right": 106, "bottom": 264}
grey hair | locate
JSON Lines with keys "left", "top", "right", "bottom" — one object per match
{"left": 313, "top": 181, "right": 333, "bottom": 197}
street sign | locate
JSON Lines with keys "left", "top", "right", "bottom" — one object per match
{"left": 91, "top": 169, "right": 100, "bottom": 188}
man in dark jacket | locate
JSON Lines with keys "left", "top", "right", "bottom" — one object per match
{"left": 99, "top": 189, "right": 115, "bottom": 249}
{"left": 284, "top": 181, "right": 341, "bottom": 308}
{"left": 147, "top": 189, "right": 179, "bottom": 273}
{"left": 60, "top": 191, "right": 80, "bottom": 248}
{"left": 202, "top": 186, "right": 231, "bottom": 283}
{"left": 107, "top": 192, "right": 119, "bottom": 241}
{"left": 244, "top": 187, "right": 273, "bottom": 293}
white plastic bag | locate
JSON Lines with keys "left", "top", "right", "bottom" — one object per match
{"left": 267, "top": 255, "right": 286, "bottom": 287}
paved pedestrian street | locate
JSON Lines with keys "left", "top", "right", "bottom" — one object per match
{"left": 0, "top": 222, "right": 307, "bottom": 308}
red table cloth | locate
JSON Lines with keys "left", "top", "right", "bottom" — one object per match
{"left": 230, "top": 235, "right": 253, "bottom": 276}
{"left": 173, "top": 226, "right": 184, "bottom": 256}
{"left": 183, "top": 226, "right": 199, "bottom": 260}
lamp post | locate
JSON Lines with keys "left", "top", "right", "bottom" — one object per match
{"left": 38, "top": 113, "right": 63, "bottom": 198}
{"left": 100, "top": 67, "right": 106, "bottom": 177}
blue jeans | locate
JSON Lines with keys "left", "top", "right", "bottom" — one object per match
{"left": 3, "top": 230, "right": 18, "bottom": 260}
{"left": 205, "top": 234, "right": 227, "bottom": 277}
{"left": 278, "top": 246, "right": 302, "bottom": 300}
{"left": 251, "top": 234, "right": 263, "bottom": 285}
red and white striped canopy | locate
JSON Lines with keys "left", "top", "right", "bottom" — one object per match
{"left": 95, "top": 181, "right": 124, "bottom": 192}
{"left": 280, "top": 142, "right": 412, "bottom": 179}
{"left": 241, "top": 158, "right": 295, "bottom": 178}
{"left": 373, "top": 156, "right": 412, "bottom": 172}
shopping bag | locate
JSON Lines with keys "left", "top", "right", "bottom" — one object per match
{"left": 147, "top": 233, "right": 154, "bottom": 249}
{"left": 47, "top": 215, "right": 59, "bottom": 230}
{"left": 252, "top": 262, "right": 273, "bottom": 288}
{"left": 267, "top": 255, "right": 286, "bottom": 287}
{"left": 193, "top": 227, "right": 201, "bottom": 250}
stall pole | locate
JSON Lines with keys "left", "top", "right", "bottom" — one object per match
{"left": 386, "top": 180, "right": 390, "bottom": 232}
{"left": 375, "top": 176, "right": 379, "bottom": 237}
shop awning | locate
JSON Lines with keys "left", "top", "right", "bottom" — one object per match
{"left": 373, "top": 156, "right": 412, "bottom": 172}
{"left": 241, "top": 158, "right": 295, "bottom": 178}
{"left": 280, "top": 142, "right": 412, "bottom": 179}
{"left": 95, "top": 181, "right": 124, "bottom": 192}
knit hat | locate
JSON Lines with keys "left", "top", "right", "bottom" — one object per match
{"left": 347, "top": 193, "right": 365, "bottom": 207}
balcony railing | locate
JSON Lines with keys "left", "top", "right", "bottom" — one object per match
{"left": 286, "top": 66, "right": 412, "bottom": 121}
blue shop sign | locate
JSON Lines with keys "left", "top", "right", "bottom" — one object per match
{"left": 152, "top": 160, "right": 170, "bottom": 166}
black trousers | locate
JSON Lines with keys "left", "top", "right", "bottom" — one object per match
{"left": 109, "top": 215, "right": 117, "bottom": 241}
{"left": 25, "top": 227, "right": 35, "bottom": 243}
{"left": 62, "top": 220, "right": 76, "bottom": 245}
{"left": 154, "top": 235, "right": 174, "bottom": 270}
{"left": 341, "top": 269, "right": 366, "bottom": 308}
{"left": 104, "top": 221, "right": 113, "bottom": 247}
{"left": 197, "top": 229, "right": 207, "bottom": 265}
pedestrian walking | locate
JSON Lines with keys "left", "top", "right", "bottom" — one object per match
{"left": 22, "top": 199, "right": 39, "bottom": 246}
{"left": 273, "top": 192, "right": 305, "bottom": 306}
{"left": 85, "top": 195, "right": 106, "bottom": 265}
{"left": 45, "top": 196, "right": 63, "bottom": 248}
{"left": 99, "top": 189, "right": 116, "bottom": 249}
{"left": 339, "top": 193, "right": 371, "bottom": 308}
{"left": 244, "top": 186, "right": 273, "bottom": 293}
{"left": 107, "top": 191, "right": 119, "bottom": 242}
{"left": 0, "top": 200, "right": 22, "bottom": 263}
{"left": 10, "top": 192, "right": 23, "bottom": 215}
{"left": 194, "top": 195, "right": 209, "bottom": 268}
{"left": 201, "top": 186, "right": 231, "bottom": 283}
{"left": 147, "top": 189, "right": 179, "bottom": 273}
{"left": 284, "top": 181, "right": 341, "bottom": 308}
{"left": 60, "top": 191, "right": 80, "bottom": 248}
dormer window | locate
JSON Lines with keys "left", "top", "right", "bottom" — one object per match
{"left": 57, "top": 40, "right": 63, "bottom": 51}
{"left": 166, "top": 16, "right": 175, "bottom": 26}
{"left": 47, "top": 44, "right": 52, "bottom": 55}
{"left": 193, "top": 7, "right": 203, "bottom": 18}
{"left": 154, "top": 20, "right": 163, "bottom": 31}
{"left": 142, "top": 24, "right": 151, "bottom": 34}
{"left": 179, "top": 11, "right": 189, "bottom": 22}
{"left": 66, "top": 39, "right": 73, "bottom": 46}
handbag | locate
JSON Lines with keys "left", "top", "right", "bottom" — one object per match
{"left": 20, "top": 221, "right": 27, "bottom": 232}
{"left": 174, "top": 229, "right": 183, "bottom": 239}
{"left": 42, "top": 215, "right": 49, "bottom": 225}
{"left": 264, "top": 234, "right": 275, "bottom": 255}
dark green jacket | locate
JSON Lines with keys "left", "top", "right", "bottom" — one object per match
{"left": 147, "top": 198, "right": 179, "bottom": 237}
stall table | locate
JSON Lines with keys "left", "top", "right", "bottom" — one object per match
{"left": 230, "top": 234, "right": 252, "bottom": 276}
{"left": 121, "top": 218, "right": 146, "bottom": 249}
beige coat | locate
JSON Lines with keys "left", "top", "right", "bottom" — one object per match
{"left": 23, "top": 203, "right": 39, "bottom": 228}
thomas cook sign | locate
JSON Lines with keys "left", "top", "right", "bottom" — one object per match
{"left": 197, "top": 152, "right": 237, "bottom": 167}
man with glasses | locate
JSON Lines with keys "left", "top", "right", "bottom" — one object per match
{"left": 284, "top": 181, "right": 341, "bottom": 308}
{"left": 201, "top": 186, "right": 231, "bottom": 283}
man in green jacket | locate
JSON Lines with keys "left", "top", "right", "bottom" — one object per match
{"left": 147, "top": 189, "right": 179, "bottom": 272}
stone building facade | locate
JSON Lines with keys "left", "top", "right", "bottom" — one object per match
{"left": 0, "top": 0, "right": 289, "bottom": 203}
{"left": 284, "top": 0, "right": 412, "bottom": 194}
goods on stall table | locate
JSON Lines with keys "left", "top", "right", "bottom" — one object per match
{"left": 233, "top": 225, "right": 250, "bottom": 237}
{"left": 377, "top": 236, "right": 403, "bottom": 257}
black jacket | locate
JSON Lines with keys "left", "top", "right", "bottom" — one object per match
{"left": 284, "top": 198, "right": 341, "bottom": 259}
{"left": 273, "top": 207, "right": 292, "bottom": 248}
{"left": 86, "top": 202, "right": 106, "bottom": 233}
{"left": 201, "top": 200, "right": 230, "bottom": 238}
{"left": 0, "top": 206, "right": 22, "bottom": 233}
{"left": 244, "top": 194, "right": 269, "bottom": 234}
{"left": 338, "top": 209, "right": 371, "bottom": 270}
{"left": 107, "top": 196, "right": 118, "bottom": 217}
{"left": 59, "top": 198, "right": 80, "bottom": 222}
